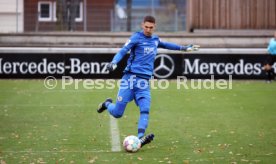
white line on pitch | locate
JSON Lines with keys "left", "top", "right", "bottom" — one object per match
{"left": 0, "top": 104, "right": 93, "bottom": 107}
{"left": 109, "top": 115, "right": 121, "bottom": 152}
{"left": 1, "top": 150, "right": 109, "bottom": 153}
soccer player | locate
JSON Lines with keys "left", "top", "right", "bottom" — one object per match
{"left": 264, "top": 31, "right": 276, "bottom": 83}
{"left": 97, "top": 15, "right": 199, "bottom": 147}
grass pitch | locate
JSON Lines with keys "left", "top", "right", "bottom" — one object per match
{"left": 0, "top": 80, "right": 275, "bottom": 163}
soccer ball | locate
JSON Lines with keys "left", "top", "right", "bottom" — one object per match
{"left": 123, "top": 135, "right": 141, "bottom": 152}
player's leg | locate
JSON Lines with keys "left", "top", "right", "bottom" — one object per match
{"left": 264, "top": 56, "right": 273, "bottom": 83}
{"left": 136, "top": 97, "right": 154, "bottom": 147}
{"left": 106, "top": 100, "right": 127, "bottom": 118}
{"left": 136, "top": 97, "right": 150, "bottom": 138}
{"left": 134, "top": 77, "right": 154, "bottom": 147}
{"left": 97, "top": 74, "right": 134, "bottom": 118}
{"left": 267, "top": 69, "right": 272, "bottom": 82}
{"left": 97, "top": 98, "right": 113, "bottom": 113}
{"left": 97, "top": 97, "right": 128, "bottom": 118}
{"left": 107, "top": 74, "right": 134, "bottom": 118}
{"left": 263, "top": 64, "right": 272, "bottom": 83}
{"left": 134, "top": 77, "right": 151, "bottom": 138}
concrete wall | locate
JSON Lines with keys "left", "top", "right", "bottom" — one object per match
{"left": 0, "top": 30, "right": 273, "bottom": 48}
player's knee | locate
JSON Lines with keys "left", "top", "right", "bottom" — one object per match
{"left": 137, "top": 98, "right": 150, "bottom": 112}
{"left": 113, "top": 113, "right": 123, "bottom": 118}
{"left": 111, "top": 102, "right": 126, "bottom": 118}
{"left": 112, "top": 108, "right": 124, "bottom": 118}
{"left": 140, "top": 107, "right": 150, "bottom": 114}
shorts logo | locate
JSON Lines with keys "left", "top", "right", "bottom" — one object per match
{"left": 117, "top": 96, "right": 123, "bottom": 102}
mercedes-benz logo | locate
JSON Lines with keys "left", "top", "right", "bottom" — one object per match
{"left": 154, "top": 54, "right": 175, "bottom": 79}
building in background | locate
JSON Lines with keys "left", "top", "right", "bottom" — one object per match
{"left": 23, "top": 0, "right": 186, "bottom": 32}
{"left": 1, "top": 0, "right": 275, "bottom": 33}
{"left": 24, "top": 0, "right": 114, "bottom": 32}
{"left": 187, "top": 0, "right": 276, "bottom": 32}
{"left": 0, "top": 0, "right": 24, "bottom": 33}
{"left": 113, "top": 0, "right": 186, "bottom": 32}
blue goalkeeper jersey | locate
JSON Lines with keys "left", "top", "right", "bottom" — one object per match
{"left": 111, "top": 31, "right": 182, "bottom": 79}
{"left": 268, "top": 38, "right": 276, "bottom": 55}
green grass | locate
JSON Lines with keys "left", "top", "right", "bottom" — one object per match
{"left": 0, "top": 80, "right": 276, "bottom": 163}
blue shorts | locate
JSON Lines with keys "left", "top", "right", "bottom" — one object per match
{"left": 116, "top": 73, "right": 151, "bottom": 105}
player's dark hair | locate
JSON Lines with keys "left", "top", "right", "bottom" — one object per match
{"left": 143, "top": 16, "right": 155, "bottom": 24}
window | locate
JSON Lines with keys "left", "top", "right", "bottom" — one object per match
{"left": 40, "top": 4, "right": 50, "bottom": 17}
{"left": 38, "top": 1, "right": 52, "bottom": 21}
{"left": 75, "top": 2, "right": 83, "bottom": 22}
{"left": 53, "top": 2, "right": 57, "bottom": 22}
{"left": 38, "top": 1, "right": 83, "bottom": 22}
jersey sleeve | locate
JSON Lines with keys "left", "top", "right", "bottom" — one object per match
{"left": 267, "top": 38, "right": 276, "bottom": 55}
{"left": 111, "top": 34, "right": 138, "bottom": 64}
{"left": 158, "top": 38, "right": 182, "bottom": 50}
